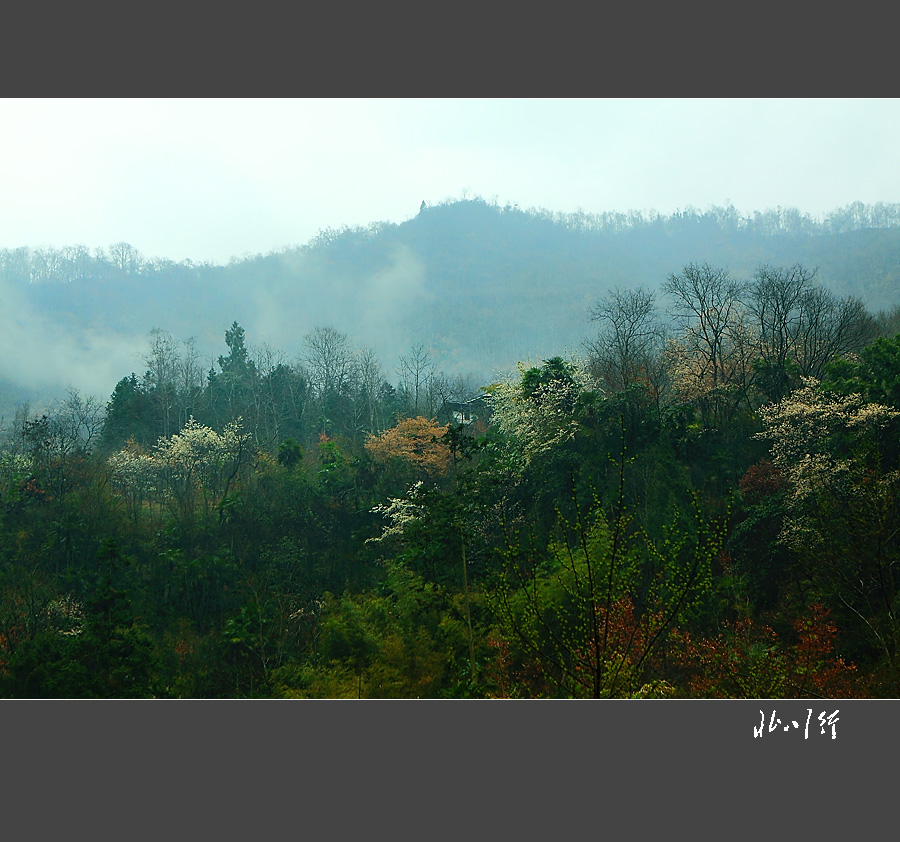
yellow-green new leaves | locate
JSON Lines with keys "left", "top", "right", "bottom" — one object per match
{"left": 491, "top": 485, "right": 724, "bottom": 698}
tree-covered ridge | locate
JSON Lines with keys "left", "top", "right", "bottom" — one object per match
{"left": 5, "top": 198, "right": 900, "bottom": 416}
{"left": 7, "top": 199, "right": 900, "bottom": 282}
{"left": 1, "top": 257, "right": 899, "bottom": 697}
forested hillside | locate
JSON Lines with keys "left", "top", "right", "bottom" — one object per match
{"left": 3, "top": 198, "right": 900, "bottom": 419}
{"left": 2, "top": 241, "right": 900, "bottom": 696}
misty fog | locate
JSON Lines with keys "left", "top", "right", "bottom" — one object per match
{"left": 3, "top": 197, "right": 900, "bottom": 428}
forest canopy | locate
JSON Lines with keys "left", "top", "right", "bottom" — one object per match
{"left": 2, "top": 240, "right": 899, "bottom": 697}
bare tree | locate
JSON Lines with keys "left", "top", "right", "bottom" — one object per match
{"left": 429, "top": 371, "right": 481, "bottom": 418}
{"left": 663, "top": 263, "right": 749, "bottom": 427}
{"left": 144, "top": 329, "right": 180, "bottom": 392}
{"left": 304, "top": 327, "right": 354, "bottom": 397}
{"left": 30, "top": 248, "right": 64, "bottom": 283}
{"left": 0, "top": 246, "right": 32, "bottom": 284}
{"left": 60, "top": 244, "right": 93, "bottom": 283}
{"left": 142, "top": 328, "right": 181, "bottom": 438}
{"left": 874, "top": 304, "right": 900, "bottom": 339}
{"left": 176, "top": 337, "right": 207, "bottom": 428}
{"left": 304, "top": 326, "right": 356, "bottom": 436}
{"left": 745, "top": 263, "right": 876, "bottom": 400}
{"left": 745, "top": 264, "right": 817, "bottom": 402}
{"left": 664, "top": 264, "right": 744, "bottom": 388}
{"left": 15, "top": 389, "right": 105, "bottom": 499}
{"left": 109, "top": 241, "right": 144, "bottom": 275}
{"left": 355, "top": 346, "right": 385, "bottom": 433}
{"left": 398, "top": 344, "right": 435, "bottom": 416}
{"left": 57, "top": 389, "right": 106, "bottom": 454}
{"left": 586, "top": 286, "right": 665, "bottom": 394}
{"left": 793, "top": 290, "right": 875, "bottom": 379}
{"left": 246, "top": 342, "right": 286, "bottom": 445}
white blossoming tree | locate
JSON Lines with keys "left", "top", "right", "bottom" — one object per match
{"left": 368, "top": 480, "right": 427, "bottom": 544}
{"left": 108, "top": 417, "right": 253, "bottom": 523}
{"left": 756, "top": 378, "right": 900, "bottom": 692}
{"left": 757, "top": 379, "right": 899, "bottom": 531}
{"left": 107, "top": 439, "right": 159, "bottom": 521}
{"left": 488, "top": 357, "right": 598, "bottom": 468}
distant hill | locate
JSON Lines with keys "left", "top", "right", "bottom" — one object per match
{"left": 3, "top": 197, "right": 900, "bottom": 415}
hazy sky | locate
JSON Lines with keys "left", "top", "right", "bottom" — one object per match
{"left": 2, "top": 98, "right": 899, "bottom": 265}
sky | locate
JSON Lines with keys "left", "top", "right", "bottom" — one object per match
{"left": 2, "top": 98, "right": 899, "bottom": 266}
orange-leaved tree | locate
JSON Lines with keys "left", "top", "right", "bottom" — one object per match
{"left": 364, "top": 417, "right": 451, "bottom": 485}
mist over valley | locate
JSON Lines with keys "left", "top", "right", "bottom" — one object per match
{"left": 3, "top": 196, "right": 900, "bottom": 421}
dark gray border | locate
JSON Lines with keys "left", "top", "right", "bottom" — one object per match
{"left": 1, "top": 698, "right": 891, "bottom": 835}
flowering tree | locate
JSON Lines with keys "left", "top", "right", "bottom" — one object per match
{"left": 106, "top": 439, "right": 159, "bottom": 521}
{"left": 368, "top": 480, "right": 428, "bottom": 544}
{"left": 108, "top": 417, "right": 253, "bottom": 523}
{"left": 757, "top": 379, "right": 899, "bottom": 532}
{"left": 488, "top": 357, "right": 598, "bottom": 467}
{"left": 756, "top": 379, "right": 900, "bottom": 692}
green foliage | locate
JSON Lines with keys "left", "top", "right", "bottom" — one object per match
{"left": 489, "top": 462, "right": 725, "bottom": 697}
{"left": 0, "top": 540, "right": 159, "bottom": 697}
{"left": 727, "top": 494, "right": 794, "bottom": 612}
{"left": 521, "top": 357, "right": 577, "bottom": 405}
{"left": 5, "top": 266, "right": 900, "bottom": 696}
{"left": 101, "top": 374, "right": 157, "bottom": 450}
{"left": 274, "top": 564, "right": 484, "bottom": 698}
{"left": 823, "top": 332, "right": 900, "bottom": 408}
{"left": 218, "top": 322, "right": 255, "bottom": 379}
{"left": 277, "top": 438, "right": 304, "bottom": 469}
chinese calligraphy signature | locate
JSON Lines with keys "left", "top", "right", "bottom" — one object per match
{"left": 754, "top": 709, "right": 839, "bottom": 739}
